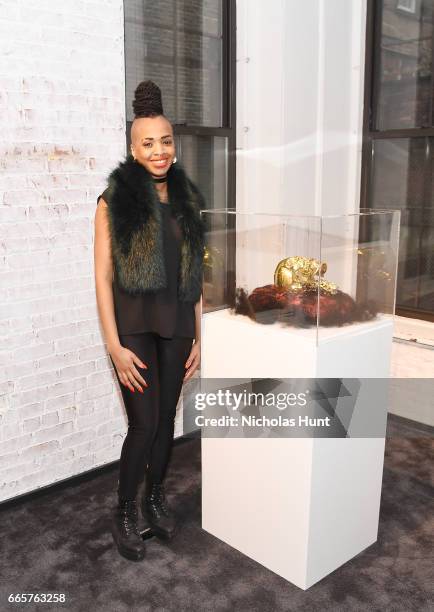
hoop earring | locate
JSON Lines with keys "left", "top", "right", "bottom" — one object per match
{"left": 172, "top": 156, "right": 177, "bottom": 164}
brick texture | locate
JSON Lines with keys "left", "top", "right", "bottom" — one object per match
{"left": 0, "top": 0, "right": 147, "bottom": 502}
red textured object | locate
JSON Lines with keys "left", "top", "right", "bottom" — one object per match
{"left": 232, "top": 284, "right": 377, "bottom": 327}
{"left": 248, "top": 284, "right": 289, "bottom": 311}
{"left": 233, "top": 287, "right": 256, "bottom": 320}
{"left": 288, "top": 290, "right": 357, "bottom": 325}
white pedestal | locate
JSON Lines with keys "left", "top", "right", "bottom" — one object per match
{"left": 201, "top": 308, "right": 394, "bottom": 379}
{"left": 200, "top": 309, "right": 392, "bottom": 590}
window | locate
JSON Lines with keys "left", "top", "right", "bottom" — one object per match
{"left": 123, "top": 0, "right": 236, "bottom": 211}
{"left": 361, "top": 0, "right": 434, "bottom": 321}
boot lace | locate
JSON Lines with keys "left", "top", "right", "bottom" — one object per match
{"left": 149, "top": 484, "right": 170, "bottom": 517}
{"left": 120, "top": 500, "right": 140, "bottom": 536}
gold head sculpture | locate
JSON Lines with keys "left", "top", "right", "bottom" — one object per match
{"left": 203, "top": 245, "right": 223, "bottom": 269}
{"left": 274, "top": 255, "right": 338, "bottom": 295}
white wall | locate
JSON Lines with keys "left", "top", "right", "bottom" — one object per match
{"left": 389, "top": 317, "right": 434, "bottom": 426}
{"left": 0, "top": 0, "right": 134, "bottom": 502}
{"left": 236, "top": 0, "right": 367, "bottom": 217}
{"left": 235, "top": 0, "right": 286, "bottom": 216}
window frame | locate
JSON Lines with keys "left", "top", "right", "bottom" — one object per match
{"left": 360, "top": 0, "right": 434, "bottom": 322}
{"left": 124, "top": 0, "right": 236, "bottom": 210}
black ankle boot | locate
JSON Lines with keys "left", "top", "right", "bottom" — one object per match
{"left": 111, "top": 497, "right": 146, "bottom": 561}
{"left": 141, "top": 482, "right": 177, "bottom": 540}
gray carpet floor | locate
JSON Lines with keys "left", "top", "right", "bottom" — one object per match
{"left": 1, "top": 415, "right": 433, "bottom": 612}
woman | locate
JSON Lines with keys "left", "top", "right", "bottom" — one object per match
{"left": 94, "top": 80, "right": 205, "bottom": 562}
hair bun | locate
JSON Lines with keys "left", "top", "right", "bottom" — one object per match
{"left": 132, "top": 80, "right": 164, "bottom": 117}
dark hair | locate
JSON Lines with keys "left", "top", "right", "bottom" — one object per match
{"left": 132, "top": 80, "right": 164, "bottom": 118}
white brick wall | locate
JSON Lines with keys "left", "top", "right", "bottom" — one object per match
{"left": 0, "top": 0, "right": 136, "bottom": 502}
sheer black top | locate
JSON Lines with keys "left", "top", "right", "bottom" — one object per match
{"left": 97, "top": 191, "right": 196, "bottom": 339}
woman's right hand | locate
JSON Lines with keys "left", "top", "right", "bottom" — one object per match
{"left": 110, "top": 345, "right": 148, "bottom": 393}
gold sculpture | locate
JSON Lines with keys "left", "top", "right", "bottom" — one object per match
{"left": 357, "top": 247, "right": 392, "bottom": 282}
{"left": 203, "top": 245, "right": 223, "bottom": 270}
{"left": 274, "top": 256, "right": 338, "bottom": 295}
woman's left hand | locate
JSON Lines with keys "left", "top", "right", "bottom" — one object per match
{"left": 184, "top": 340, "right": 201, "bottom": 381}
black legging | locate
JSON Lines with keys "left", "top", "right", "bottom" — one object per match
{"left": 109, "top": 332, "right": 193, "bottom": 500}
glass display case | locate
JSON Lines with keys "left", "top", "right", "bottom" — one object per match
{"left": 200, "top": 209, "right": 401, "bottom": 378}
{"left": 201, "top": 209, "right": 400, "bottom": 341}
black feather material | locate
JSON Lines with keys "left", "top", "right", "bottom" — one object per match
{"left": 102, "top": 153, "right": 205, "bottom": 302}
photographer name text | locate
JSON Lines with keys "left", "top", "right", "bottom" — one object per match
{"left": 195, "top": 415, "right": 331, "bottom": 428}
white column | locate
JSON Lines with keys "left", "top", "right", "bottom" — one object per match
{"left": 236, "top": 0, "right": 368, "bottom": 217}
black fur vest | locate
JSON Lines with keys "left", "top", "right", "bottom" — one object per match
{"left": 102, "top": 153, "right": 205, "bottom": 302}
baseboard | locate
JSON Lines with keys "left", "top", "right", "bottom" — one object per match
{"left": 0, "top": 432, "right": 200, "bottom": 511}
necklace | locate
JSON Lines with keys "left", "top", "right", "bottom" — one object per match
{"left": 153, "top": 176, "right": 167, "bottom": 183}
